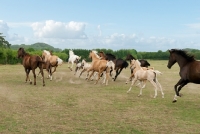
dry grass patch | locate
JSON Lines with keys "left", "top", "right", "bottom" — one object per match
{"left": 0, "top": 61, "right": 200, "bottom": 133}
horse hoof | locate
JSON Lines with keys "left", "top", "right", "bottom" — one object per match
{"left": 172, "top": 100, "right": 177, "bottom": 103}
{"left": 43, "top": 84, "right": 45, "bottom": 86}
{"left": 179, "top": 93, "right": 183, "bottom": 97}
{"left": 30, "top": 82, "right": 32, "bottom": 84}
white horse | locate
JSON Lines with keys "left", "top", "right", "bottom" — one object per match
{"left": 68, "top": 50, "right": 81, "bottom": 71}
{"left": 127, "top": 59, "right": 164, "bottom": 98}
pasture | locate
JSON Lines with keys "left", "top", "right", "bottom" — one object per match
{"left": 0, "top": 60, "right": 200, "bottom": 134}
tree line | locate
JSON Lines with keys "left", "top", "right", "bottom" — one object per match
{"left": 2, "top": 33, "right": 200, "bottom": 64}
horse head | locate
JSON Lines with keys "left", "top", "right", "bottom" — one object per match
{"left": 17, "top": 47, "right": 26, "bottom": 58}
{"left": 167, "top": 49, "right": 177, "bottom": 69}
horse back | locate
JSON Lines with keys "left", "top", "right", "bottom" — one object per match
{"left": 90, "top": 60, "right": 107, "bottom": 72}
{"left": 184, "top": 61, "right": 200, "bottom": 83}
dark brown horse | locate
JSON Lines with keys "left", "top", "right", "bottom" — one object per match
{"left": 125, "top": 54, "right": 150, "bottom": 67}
{"left": 167, "top": 49, "right": 200, "bottom": 103}
{"left": 17, "top": 47, "right": 45, "bottom": 86}
{"left": 99, "top": 51, "right": 128, "bottom": 81}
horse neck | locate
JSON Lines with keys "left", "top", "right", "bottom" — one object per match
{"left": 91, "top": 53, "right": 100, "bottom": 61}
{"left": 175, "top": 54, "right": 191, "bottom": 68}
{"left": 133, "top": 60, "right": 142, "bottom": 71}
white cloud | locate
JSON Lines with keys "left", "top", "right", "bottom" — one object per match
{"left": 0, "top": 20, "right": 9, "bottom": 36}
{"left": 31, "top": 20, "right": 87, "bottom": 39}
{"left": 185, "top": 23, "right": 200, "bottom": 29}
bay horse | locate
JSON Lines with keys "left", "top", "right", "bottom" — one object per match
{"left": 167, "top": 49, "right": 200, "bottom": 103}
{"left": 98, "top": 51, "right": 128, "bottom": 81}
{"left": 17, "top": 47, "right": 45, "bottom": 86}
{"left": 41, "top": 50, "right": 63, "bottom": 80}
{"left": 87, "top": 50, "right": 110, "bottom": 85}
{"left": 127, "top": 59, "right": 164, "bottom": 98}
{"left": 67, "top": 50, "right": 81, "bottom": 71}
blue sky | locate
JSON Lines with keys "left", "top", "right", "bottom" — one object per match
{"left": 1, "top": 0, "right": 200, "bottom": 52}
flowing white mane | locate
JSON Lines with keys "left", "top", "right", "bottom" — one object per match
{"left": 69, "top": 50, "right": 75, "bottom": 56}
{"left": 92, "top": 50, "right": 100, "bottom": 59}
{"left": 43, "top": 50, "right": 51, "bottom": 55}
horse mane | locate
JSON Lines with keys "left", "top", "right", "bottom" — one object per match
{"left": 69, "top": 50, "right": 75, "bottom": 56}
{"left": 128, "top": 54, "right": 136, "bottom": 60}
{"left": 43, "top": 50, "right": 51, "bottom": 55}
{"left": 91, "top": 50, "right": 100, "bottom": 59}
{"left": 171, "top": 49, "right": 195, "bottom": 61}
{"left": 106, "top": 53, "right": 116, "bottom": 59}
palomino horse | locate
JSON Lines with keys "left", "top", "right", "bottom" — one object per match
{"left": 41, "top": 50, "right": 63, "bottom": 80}
{"left": 98, "top": 51, "right": 128, "bottom": 81}
{"left": 127, "top": 59, "right": 164, "bottom": 98}
{"left": 87, "top": 50, "right": 110, "bottom": 85}
{"left": 167, "top": 49, "right": 200, "bottom": 103}
{"left": 67, "top": 50, "right": 81, "bottom": 71}
{"left": 17, "top": 47, "right": 45, "bottom": 86}
{"left": 78, "top": 59, "right": 98, "bottom": 80}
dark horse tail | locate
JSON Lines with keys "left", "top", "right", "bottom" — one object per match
{"left": 123, "top": 61, "right": 129, "bottom": 69}
{"left": 37, "top": 56, "right": 45, "bottom": 67}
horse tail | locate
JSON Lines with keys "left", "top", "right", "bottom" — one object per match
{"left": 57, "top": 57, "right": 63, "bottom": 65}
{"left": 123, "top": 61, "right": 129, "bottom": 69}
{"left": 152, "top": 70, "right": 162, "bottom": 82}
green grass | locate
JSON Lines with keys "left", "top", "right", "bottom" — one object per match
{"left": 0, "top": 61, "right": 200, "bottom": 133}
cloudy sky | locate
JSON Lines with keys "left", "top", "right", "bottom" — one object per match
{"left": 1, "top": 0, "right": 200, "bottom": 52}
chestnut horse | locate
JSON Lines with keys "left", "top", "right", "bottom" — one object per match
{"left": 87, "top": 50, "right": 110, "bottom": 85}
{"left": 167, "top": 49, "right": 200, "bottom": 103}
{"left": 17, "top": 47, "right": 45, "bottom": 86}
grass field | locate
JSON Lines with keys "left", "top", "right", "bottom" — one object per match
{"left": 0, "top": 60, "right": 200, "bottom": 134}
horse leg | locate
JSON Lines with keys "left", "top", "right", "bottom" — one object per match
{"left": 148, "top": 79, "right": 158, "bottom": 98}
{"left": 25, "top": 69, "right": 31, "bottom": 84}
{"left": 94, "top": 71, "right": 102, "bottom": 84}
{"left": 155, "top": 79, "right": 164, "bottom": 98}
{"left": 32, "top": 69, "right": 36, "bottom": 85}
{"left": 40, "top": 68, "right": 45, "bottom": 86}
{"left": 79, "top": 69, "right": 84, "bottom": 78}
{"left": 126, "top": 72, "right": 135, "bottom": 84}
{"left": 137, "top": 80, "right": 144, "bottom": 97}
{"left": 52, "top": 66, "right": 57, "bottom": 74}
{"left": 87, "top": 71, "right": 94, "bottom": 81}
{"left": 127, "top": 78, "right": 137, "bottom": 93}
{"left": 49, "top": 66, "right": 53, "bottom": 81}
{"left": 173, "top": 81, "right": 187, "bottom": 102}
{"left": 114, "top": 68, "right": 123, "bottom": 81}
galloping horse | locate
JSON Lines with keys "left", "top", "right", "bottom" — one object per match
{"left": 167, "top": 49, "right": 200, "bottom": 103}
{"left": 67, "top": 50, "right": 81, "bottom": 71}
{"left": 127, "top": 59, "right": 164, "bottom": 98}
{"left": 41, "top": 50, "right": 63, "bottom": 80}
{"left": 125, "top": 54, "right": 150, "bottom": 67}
{"left": 17, "top": 47, "right": 45, "bottom": 86}
{"left": 98, "top": 51, "right": 128, "bottom": 81}
{"left": 79, "top": 59, "right": 98, "bottom": 80}
{"left": 87, "top": 50, "right": 110, "bottom": 85}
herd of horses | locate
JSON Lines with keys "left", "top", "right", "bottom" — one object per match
{"left": 17, "top": 47, "right": 200, "bottom": 103}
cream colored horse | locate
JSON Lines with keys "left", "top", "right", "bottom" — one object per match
{"left": 127, "top": 59, "right": 164, "bottom": 98}
{"left": 86, "top": 50, "right": 110, "bottom": 85}
{"left": 40, "top": 50, "right": 63, "bottom": 80}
